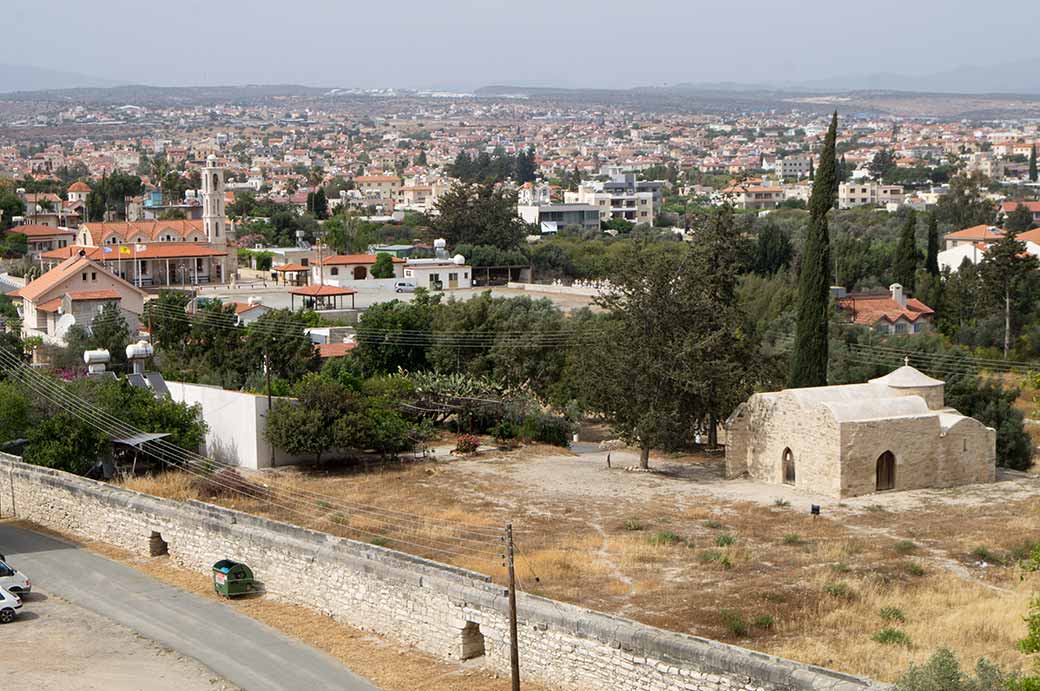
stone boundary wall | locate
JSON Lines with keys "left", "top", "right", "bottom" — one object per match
{"left": 506, "top": 282, "right": 602, "bottom": 297}
{"left": 0, "top": 454, "right": 887, "bottom": 691}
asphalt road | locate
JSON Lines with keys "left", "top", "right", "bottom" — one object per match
{"left": 0, "top": 523, "right": 380, "bottom": 691}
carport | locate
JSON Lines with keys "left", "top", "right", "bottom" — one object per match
{"left": 289, "top": 285, "right": 357, "bottom": 311}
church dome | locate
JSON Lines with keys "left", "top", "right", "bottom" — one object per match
{"left": 69, "top": 181, "right": 91, "bottom": 193}
{"left": 869, "top": 365, "right": 943, "bottom": 389}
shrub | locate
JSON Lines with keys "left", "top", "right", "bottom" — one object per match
{"left": 649, "top": 530, "right": 683, "bottom": 546}
{"left": 490, "top": 419, "right": 519, "bottom": 444}
{"left": 699, "top": 549, "right": 732, "bottom": 569}
{"left": 370, "top": 537, "right": 389, "bottom": 547}
{"left": 894, "top": 648, "right": 1006, "bottom": 691}
{"left": 622, "top": 519, "right": 644, "bottom": 531}
{"left": 873, "top": 628, "right": 912, "bottom": 647}
{"left": 831, "top": 562, "right": 851, "bottom": 574}
{"left": 823, "top": 581, "right": 853, "bottom": 599}
{"left": 782, "top": 533, "right": 803, "bottom": 546}
{"left": 753, "top": 614, "right": 775, "bottom": 629}
{"left": 518, "top": 411, "right": 572, "bottom": 447}
{"left": 714, "top": 534, "right": 737, "bottom": 547}
{"left": 894, "top": 540, "right": 917, "bottom": 555}
{"left": 971, "top": 546, "right": 1003, "bottom": 564}
{"left": 195, "top": 468, "right": 270, "bottom": 500}
{"left": 455, "top": 434, "right": 480, "bottom": 454}
{"left": 905, "top": 563, "right": 926, "bottom": 577}
{"left": 772, "top": 498, "right": 790, "bottom": 508}
{"left": 719, "top": 609, "right": 748, "bottom": 637}
{"left": 880, "top": 607, "right": 906, "bottom": 623}
{"left": 1019, "top": 594, "right": 1040, "bottom": 655}
{"left": 704, "top": 520, "right": 723, "bottom": 529}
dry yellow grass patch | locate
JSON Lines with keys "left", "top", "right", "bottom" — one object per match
{"left": 769, "top": 573, "right": 1036, "bottom": 682}
{"left": 121, "top": 471, "right": 201, "bottom": 502}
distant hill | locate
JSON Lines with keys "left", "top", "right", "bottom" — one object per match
{"left": 786, "top": 58, "right": 1040, "bottom": 94}
{"left": 0, "top": 63, "right": 125, "bottom": 93}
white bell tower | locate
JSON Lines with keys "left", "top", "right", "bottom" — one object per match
{"left": 202, "top": 155, "right": 226, "bottom": 248}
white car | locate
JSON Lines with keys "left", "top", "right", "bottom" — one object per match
{"left": 0, "top": 561, "right": 30, "bottom": 595}
{"left": 394, "top": 280, "right": 417, "bottom": 293}
{"left": 0, "top": 587, "right": 21, "bottom": 623}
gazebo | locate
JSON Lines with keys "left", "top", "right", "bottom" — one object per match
{"left": 272, "top": 263, "right": 310, "bottom": 286}
{"left": 289, "top": 284, "right": 357, "bottom": 311}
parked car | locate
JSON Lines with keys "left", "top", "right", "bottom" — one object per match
{"left": 0, "top": 586, "right": 21, "bottom": 623}
{"left": 0, "top": 561, "right": 29, "bottom": 594}
{"left": 394, "top": 280, "right": 417, "bottom": 293}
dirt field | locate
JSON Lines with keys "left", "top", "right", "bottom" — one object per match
{"left": 122, "top": 442, "right": 1040, "bottom": 683}
{"left": 7, "top": 589, "right": 232, "bottom": 690}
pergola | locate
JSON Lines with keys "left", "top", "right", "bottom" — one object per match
{"left": 272, "top": 263, "right": 310, "bottom": 286}
{"left": 289, "top": 284, "right": 357, "bottom": 311}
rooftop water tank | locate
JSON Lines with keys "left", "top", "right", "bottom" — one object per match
{"left": 83, "top": 349, "right": 111, "bottom": 366}
{"left": 125, "top": 340, "right": 154, "bottom": 361}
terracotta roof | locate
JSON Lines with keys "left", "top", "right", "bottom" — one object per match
{"left": 272, "top": 263, "right": 309, "bottom": 272}
{"left": 842, "top": 293, "right": 934, "bottom": 326}
{"left": 317, "top": 342, "right": 356, "bottom": 358}
{"left": 68, "top": 181, "right": 92, "bottom": 193}
{"left": 36, "top": 298, "right": 62, "bottom": 313}
{"left": 83, "top": 220, "right": 205, "bottom": 242}
{"left": 355, "top": 175, "right": 401, "bottom": 183}
{"left": 944, "top": 225, "right": 1003, "bottom": 241}
{"left": 41, "top": 244, "right": 227, "bottom": 261}
{"left": 8, "top": 224, "right": 76, "bottom": 238}
{"left": 228, "top": 301, "right": 270, "bottom": 315}
{"left": 289, "top": 285, "right": 357, "bottom": 297}
{"left": 319, "top": 254, "right": 404, "bottom": 266}
{"left": 67, "top": 289, "right": 121, "bottom": 301}
{"left": 18, "top": 254, "right": 146, "bottom": 303}
{"left": 1002, "top": 201, "right": 1040, "bottom": 213}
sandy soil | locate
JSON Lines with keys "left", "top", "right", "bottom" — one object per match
{"left": 6, "top": 590, "right": 231, "bottom": 690}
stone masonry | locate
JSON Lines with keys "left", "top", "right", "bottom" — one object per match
{"left": 0, "top": 454, "right": 887, "bottom": 691}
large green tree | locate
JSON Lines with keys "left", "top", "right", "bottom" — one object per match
{"left": 893, "top": 212, "right": 919, "bottom": 291}
{"left": 752, "top": 223, "right": 793, "bottom": 276}
{"left": 925, "top": 213, "right": 941, "bottom": 277}
{"left": 370, "top": 252, "right": 395, "bottom": 278}
{"left": 1005, "top": 203, "right": 1036, "bottom": 233}
{"left": 978, "top": 229, "right": 1040, "bottom": 358}
{"left": 935, "top": 173, "right": 996, "bottom": 229}
{"left": 790, "top": 111, "right": 838, "bottom": 388}
{"left": 433, "top": 183, "right": 528, "bottom": 250}
{"left": 91, "top": 303, "right": 131, "bottom": 367}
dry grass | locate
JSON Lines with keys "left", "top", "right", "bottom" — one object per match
{"left": 117, "top": 455, "right": 1040, "bottom": 683}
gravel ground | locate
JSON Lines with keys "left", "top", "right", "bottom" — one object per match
{"left": 5, "top": 589, "right": 232, "bottom": 691}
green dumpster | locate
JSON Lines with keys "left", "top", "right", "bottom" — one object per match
{"left": 212, "top": 559, "right": 255, "bottom": 598}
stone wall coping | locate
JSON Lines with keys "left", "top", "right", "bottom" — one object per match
{"left": 0, "top": 454, "right": 889, "bottom": 691}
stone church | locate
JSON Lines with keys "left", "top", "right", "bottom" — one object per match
{"left": 725, "top": 366, "right": 996, "bottom": 498}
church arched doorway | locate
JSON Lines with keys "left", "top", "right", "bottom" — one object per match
{"left": 782, "top": 448, "right": 795, "bottom": 485}
{"left": 876, "top": 451, "right": 895, "bottom": 491}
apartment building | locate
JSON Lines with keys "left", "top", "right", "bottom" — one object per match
{"left": 563, "top": 173, "right": 661, "bottom": 225}
{"left": 838, "top": 182, "right": 905, "bottom": 209}
{"left": 775, "top": 155, "right": 813, "bottom": 179}
{"left": 720, "top": 183, "right": 784, "bottom": 210}
{"left": 964, "top": 152, "right": 1005, "bottom": 180}
{"left": 354, "top": 175, "right": 403, "bottom": 202}
{"left": 517, "top": 203, "right": 601, "bottom": 232}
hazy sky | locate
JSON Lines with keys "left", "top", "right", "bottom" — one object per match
{"left": 6, "top": 0, "right": 1040, "bottom": 90}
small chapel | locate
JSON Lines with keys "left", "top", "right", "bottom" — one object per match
{"left": 724, "top": 365, "right": 996, "bottom": 498}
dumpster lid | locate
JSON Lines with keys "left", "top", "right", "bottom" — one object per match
{"left": 213, "top": 559, "right": 240, "bottom": 573}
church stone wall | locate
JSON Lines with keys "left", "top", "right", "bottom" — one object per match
{"left": 728, "top": 393, "right": 843, "bottom": 497}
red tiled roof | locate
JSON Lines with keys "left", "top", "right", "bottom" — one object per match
{"left": 944, "top": 225, "right": 1003, "bottom": 241}
{"left": 842, "top": 294, "right": 934, "bottom": 326}
{"left": 317, "top": 342, "right": 356, "bottom": 358}
{"left": 289, "top": 285, "right": 357, "bottom": 297}
{"left": 1002, "top": 201, "right": 1040, "bottom": 213}
{"left": 8, "top": 224, "right": 76, "bottom": 238}
{"left": 41, "top": 244, "right": 227, "bottom": 261}
{"left": 272, "top": 263, "right": 309, "bottom": 271}
{"left": 68, "top": 181, "right": 92, "bottom": 193}
{"left": 84, "top": 220, "right": 205, "bottom": 242}
{"left": 36, "top": 298, "right": 62, "bottom": 313}
{"left": 228, "top": 301, "right": 270, "bottom": 315}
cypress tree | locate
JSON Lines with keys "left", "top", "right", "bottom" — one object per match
{"left": 790, "top": 112, "right": 838, "bottom": 388}
{"left": 894, "top": 212, "right": 918, "bottom": 291}
{"left": 925, "top": 213, "right": 940, "bottom": 277}
{"left": 808, "top": 157, "right": 814, "bottom": 180}
{"left": 1030, "top": 144, "right": 1038, "bottom": 183}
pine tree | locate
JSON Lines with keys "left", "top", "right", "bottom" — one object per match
{"left": 790, "top": 112, "right": 838, "bottom": 388}
{"left": 1030, "top": 144, "right": 1038, "bottom": 183}
{"left": 925, "top": 213, "right": 940, "bottom": 277}
{"left": 893, "top": 212, "right": 919, "bottom": 291}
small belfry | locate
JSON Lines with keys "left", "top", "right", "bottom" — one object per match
{"left": 202, "top": 154, "right": 226, "bottom": 248}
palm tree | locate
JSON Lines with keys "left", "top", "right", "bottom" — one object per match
{"left": 149, "top": 158, "right": 171, "bottom": 205}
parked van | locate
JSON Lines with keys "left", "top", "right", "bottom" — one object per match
{"left": 0, "top": 561, "right": 30, "bottom": 594}
{"left": 394, "top": 280, "right": 417, "bottom": 293}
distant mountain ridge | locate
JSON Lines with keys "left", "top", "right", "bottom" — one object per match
{"left": 0, "top": 63, "right": 125, "bottom": 93}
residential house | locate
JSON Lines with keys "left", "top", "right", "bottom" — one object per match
{"left": 720, "top": 183, "right": 784, "bottom": 210}
{"left": 517, "top": 203, "right": 600, "bottom": 232}
{"left": 838, "top": 182, "right": 905, "bottom": 209}
{"left": 9, "top": 224, "right": 75, "bottom": 258}
{"left": 835, "top": 284, "right": 934, "bottom": 335}
{"left": 7, "top": 253, "right": 146, "bottom": 343}
{"left": 1001, "top": 201, "right": 1040, "bottom": 225}
{"left": 355, "top": 175, "right": 402, "bottom": 203}
{"left": 313, "top": 253, "right": 405, "bottom": 285}
{"left": 943, "top": 224, "right": 1003, "bottom": 250}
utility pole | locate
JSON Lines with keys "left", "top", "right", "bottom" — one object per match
{"left": 506, "top": 522, "right": 520, "bottom": 691}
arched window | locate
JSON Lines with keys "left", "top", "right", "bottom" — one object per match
{"left": 876, "top": 451, "right": 895, "bottom": 491}
{"left": 782, "top": 448, "right": 795, "bottom": 485}
{"left": 330, "top": 267, "right": 339, "bottom": 276}
{"left": 212, "top": 173, "right": 219, "bottom": 189}
{"left": 353, "top": 265, "right": 367, "bottom": 280}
